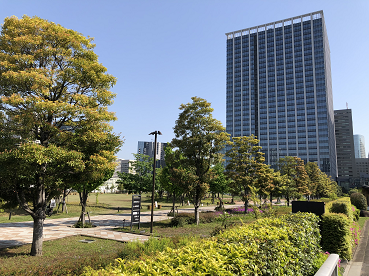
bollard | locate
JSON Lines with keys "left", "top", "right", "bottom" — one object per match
{"left": 118, "top": 207, "right": 120, "bottom": 212}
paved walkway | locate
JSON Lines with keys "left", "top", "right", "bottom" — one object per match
{"left": 344, "top": 219, "right": 369, "bottom": 276}
{"left": 0, "top": 205, "right": 242, "bottom": 249}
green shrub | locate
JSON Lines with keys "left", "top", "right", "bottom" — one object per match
{"left": 73, "top": 222, "right": 95, "bottom": 228}
{"left": 348, "top": 188, "right": 359, "bottom": 196}
{"left": 350, "top": 192, "right": 367, "bottom": 210}
{"left": 83, "top": 213, "right": 322, "bottom": 276}
{"left": 326, "top": 197, "right": 354, "bottom": 221}
{"left": 353, "top": 206, "right": 360, "bottom": 221}
{"left": 170, "top": 213, "right": 193, "bottom": 227}
{"left": 321, "top": 213, "right": 352, "bottom": 260}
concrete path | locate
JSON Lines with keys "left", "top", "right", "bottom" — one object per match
{"left": 344, "top": 219, "right": 369, "bottom": 276}
{"left": 0, "top": 204, "right": 242, "bottom": 249}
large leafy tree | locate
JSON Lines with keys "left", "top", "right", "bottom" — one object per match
{"left": 225, "top": 135, "right": 271, "bottom": 213}
{"left": 158, "top": 144, "right": 186, "bottom": 214}
{"left": 0, "top": 16, "right": 117, "bottom": 256}
{"left": 278, "top": 156, "right": 310, "bottom": 205}
{"left": 172, "top": 97, "right": 229, "bottom": 225}
{"left": 209, "top": 162, "right": 231, "bottom": 205}
{"left": 68, "top": 126, "right": 122, "bottom": 226}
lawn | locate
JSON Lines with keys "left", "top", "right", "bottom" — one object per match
{"left": 0, "top": 235, "right": 124, "bottom": 276}
{"left": 0, "top": 193, "right": 218, "bottom": 223}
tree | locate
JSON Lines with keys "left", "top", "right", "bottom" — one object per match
{"left": 209, "top": 162, "right": 231, "bottom": 206}
{"left": 305, "top": 162, "right": 322, "bottom": 199}
{"left": 172, "top": 97, "right": 229, "bottom": 225}
{"left": 68, "top": 127, "right": 122, "bottom": 226}
{"left": 278, "top": 156, "right": 310, "bottom": 205}
{"left": 0, "top": 16, "right": 117, "bottom": 256}
{"left": 158, "top": 144, "right": 186, "bottom": 214}
{"left": 225, "top": 135, "right": 271, "bottom": 213}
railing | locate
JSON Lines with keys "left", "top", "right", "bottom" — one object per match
{"left": 314, "top": 254, "right": 339, "bottom": 276}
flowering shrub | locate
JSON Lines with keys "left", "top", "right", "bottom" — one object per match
{"left": 350, "top": 220, "right": 361, "bottom": 247}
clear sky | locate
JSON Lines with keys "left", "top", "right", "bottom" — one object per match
{"left": 1, "top": 0, "right": 368, "bottom": 159}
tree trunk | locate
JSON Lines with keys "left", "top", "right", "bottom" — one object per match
{"left": 270, "top": 193, "right": 273, "bottom": 204}
{"left": 211, "top": 193, "right": 215, "bottom": 204}
{"left": 31, "top": 215, "right": 44, "bottom": 256}
{"left": 62, "top": 188, "right": 68, "bottom": 213}
{"left": 79, "top": 190, "right": 88, "bottom": 227}
{"left": 172, "top": 192, "right": 176, "bottom": 216}
{"left": 194, "top": 204, "right": 200, "bottom": 225}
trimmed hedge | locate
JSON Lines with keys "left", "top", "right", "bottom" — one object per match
{"left": 321, "top": 213, "right": 352, "bottom": 260}
{"left": 326, "top": 197, "right": 354, "bottom": 221}
{"left": 350, "top": 192, "right": 367, "bottom": 210}
{"left": 83, "top": 213, "right": 322, "bottom": 276}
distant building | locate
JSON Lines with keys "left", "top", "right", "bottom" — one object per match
{"left": 121, "top": 159, "right": 135, "bottom": 174}
{"left": 334, "top": 109, "right": 356, "bottom": 178}
{"left": 137, "top": 141, "right": 167, "bottom": 168}
{"left": 356, "top": 158, "right": 369, "bottom": 177}
{"left": 100, "top": 159, "right": 134, "bottom": 193}
{"left": 354, "top": 134, "right": 366, "bottom": 158}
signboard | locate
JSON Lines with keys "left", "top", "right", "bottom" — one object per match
{"left": 131, "top": 195, "right": 141, "bottom": 230}
{"left": 292, "top": 201, "right": 325, "bottom": 217}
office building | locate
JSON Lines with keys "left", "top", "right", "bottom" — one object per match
{"left": 354, "top": 134, "right": 366, "bottom": 159}
{"left": 334, "top": 109, "right": 356, "bottom": 178}
{"left": 225, "top": 10, "right": 337, "bottom": 178}
{"left": 137, "top": 141, "right": 167, "bottom": 168}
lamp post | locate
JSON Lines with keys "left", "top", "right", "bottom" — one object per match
{"left": 149, "top": 130, "right": 162, "bottom": 234}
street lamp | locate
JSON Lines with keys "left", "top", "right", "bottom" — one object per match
{"left": 149, "top": 130, "right": 162, "bottom": 234}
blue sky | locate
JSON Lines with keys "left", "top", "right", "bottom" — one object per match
{"left": 1, "top": 0, "right": 368, "bottom": 159}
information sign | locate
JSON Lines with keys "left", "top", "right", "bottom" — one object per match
{"left": 131, "top": 195, "right": 141, "bottom": 230}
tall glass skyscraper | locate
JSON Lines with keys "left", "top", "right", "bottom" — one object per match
{"left": 226, "top": 10, "right": 337, "bottom": 178}
{"left": 353, "top": 134, "right": 366, "bottom": 159}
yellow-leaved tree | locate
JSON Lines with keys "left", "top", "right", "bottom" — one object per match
{"left": 0, "top": 16, "right": 121, "bottom": 256}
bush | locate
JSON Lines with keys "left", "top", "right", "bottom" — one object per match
{"left": 74, "top": 222, "right": 95, "bottom": 228}
{"left": 353, "top": 206, "right": 360, "bottom": 221}
{"left": 326, "top": 197, "right": 354, "bottom": 221}
{"left": 350, "top": 192, "right": 367, "bottom": 210}
{"left": 321, "top": 213, "right": 352, "bottom": 260}
{"left": 82, "top": 213, "right": 322, "bottom": 276}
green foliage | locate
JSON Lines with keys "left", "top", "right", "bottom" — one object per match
{"left": 326, "top": 197, "right": 354, "bottom": 221}
{"left": 117, "top": 154, "right": 153, "bottom": 194}
{"left": 226, "top": 135, "right": 273, "bottom": 212}
{"left": 83, "top": 213, "right": 322, "bottom": 276}
{"left": 321, "top": 213, "right": 352, "bottom": 260}
{"left": 74, "top": 221, "right": 95, "bottom": 228}
{"left": 353, "top": 207, "right": 360, "bottom": 221}
{"left": 170, "top": 212, "right": 219, "bottom": 227}
{"left": 312, "top": 252, "right": 330, "bottom": 273}
{"left": 171, "top": 97, "right": 230, "bottom": 224}
{"left": 348, "top": 188, "right": 359, "bottom": 196}
{"left": 0, "top": 15, "right": 119, "bottom": 255}
{"left": 350, "top": 192, "right": 367, "bottom": 210}
{"left": 208, "top": 162, "right": 230, "bottom": 196}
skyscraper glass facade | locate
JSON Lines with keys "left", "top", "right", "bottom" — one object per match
{"left": 226, "top": 11, "right": 337, "bottom": 178}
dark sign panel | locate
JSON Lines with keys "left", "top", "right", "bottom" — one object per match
{"left": 292, "top": 201, "right": 325, "bottom": 217}
{"left": 131, "top": 195, "right": 141, "bottom": 229}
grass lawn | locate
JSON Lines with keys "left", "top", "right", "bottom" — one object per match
{"left": 358, "top": 216, "right": 369, "bottom": 229}
{"left": 0, "top": 193, "right": 218, "bottom": 223}
{"left": 0, "top": 235, "right": 124, "bottom": 276}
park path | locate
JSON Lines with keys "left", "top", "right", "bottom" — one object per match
{"left": 0, "top": 204, "right": 243, "bottom": 249}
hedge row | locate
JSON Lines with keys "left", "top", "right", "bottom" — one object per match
{"left": 322, "top": 198, "right": 360, "bottom": 260}
{"left": 83, "top": 213, "right": 322, "bottom": 276}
